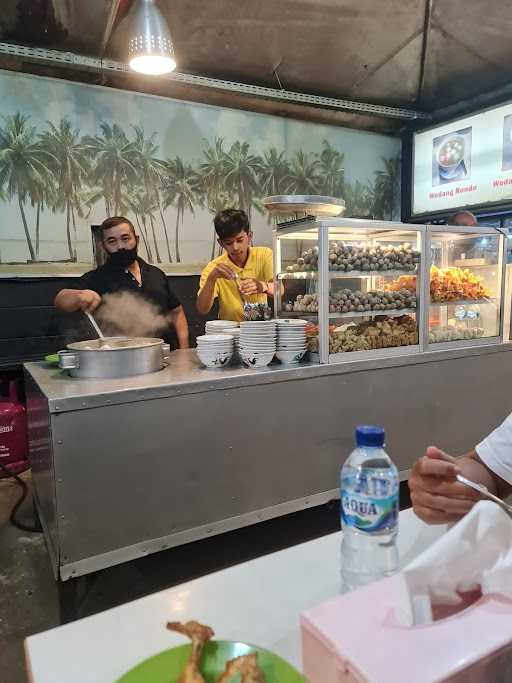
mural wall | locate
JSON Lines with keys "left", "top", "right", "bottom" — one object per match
{"left": 0, "top": 70, "right": 401, "bottom": 273}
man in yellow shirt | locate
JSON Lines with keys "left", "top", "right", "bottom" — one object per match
{"left": 197, "top": 209, "right": 275, "bottom": 321}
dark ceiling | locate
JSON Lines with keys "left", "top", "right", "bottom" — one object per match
{"left": 0, "top": 0, "right": 511, "bottom": 126}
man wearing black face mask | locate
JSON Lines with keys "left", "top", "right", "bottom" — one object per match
{"left": 54, "top": 216, "right": 189, "bottom": 348}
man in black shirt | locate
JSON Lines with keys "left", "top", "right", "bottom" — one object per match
{"left": 54, "top": 216, "right": 189, "bottom": 348}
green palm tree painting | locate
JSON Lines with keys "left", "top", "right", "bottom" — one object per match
{"left": 317, "top": 140, "right": 345, "bottom": 197}
{"left": 287, "top": 150, "right": 321, "bottom": 195}
{"left": 0, "top": 80, "right": 400, "bottom": 268}
{"left": 40, "top": 119, "right": 91, "bottom": 261}
{"left": 223, "top": 141, "right": 260, "bottom": 218}
{"left": 162, "top": 157, "right": 199, "bottom": 263}
{"left": 83, "top": 123, "right": 138, "bottom": 216}
{"left": 132, "top": 126, "right": 173, "bottom": 262}
{"left": 0, "top": 113, "right": 53, "bottom": 261}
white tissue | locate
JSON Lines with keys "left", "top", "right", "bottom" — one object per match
{"left": 394, "top": 501, "right": 512, "bottom": 626}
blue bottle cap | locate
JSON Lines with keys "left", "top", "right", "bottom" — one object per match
{"left": 355, "top": 425, "right": 385, "bottom": 447}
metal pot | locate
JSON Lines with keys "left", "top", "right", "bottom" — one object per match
{"left": 58, "top": 337, "right": 170, "bottom": 379}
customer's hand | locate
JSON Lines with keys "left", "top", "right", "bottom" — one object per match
{"left": 78, "top": 289, "right": 101, "bottom": 313}
{"left": 409, "top": 446, "right": 480, "bottom": 524}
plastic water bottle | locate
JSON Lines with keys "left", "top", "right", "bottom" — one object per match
{"left": 340, "top": 425, "right": 399, "bottom": 592}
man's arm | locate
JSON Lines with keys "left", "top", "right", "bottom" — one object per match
{"left": 169, "top": 305, "right": 189, "bottom": 349}
{"left": 409, "top": 446, "right": 512, "bottom": 524}
{"left": 196, "top": 263, "right": 236, "bottom": 315}
{"left": 54, "top": 289, "right": 101, "bottom": 313}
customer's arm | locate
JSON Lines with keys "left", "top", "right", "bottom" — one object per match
{"left": 409, "top": 446, "right": 512, "bottom": 524}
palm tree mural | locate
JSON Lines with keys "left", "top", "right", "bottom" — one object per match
{"left": 0, "top": 113, "right": 52, "bottom": 261}
{"left": 83, "top": 123, "right": 138, "bottom": 216}
{"left": 344, "top": 180, "right": 373, "bottom": 217}
{"left": 0, "top": 106, "right": 400, "bottom": 267}
{"left": 132, "top": 126, "right": 173, "bottom": 262}
{"left": 257, "top": 147, "right": 291, "bottom": 196}
{"left": 124, "top": 188, "right": 154, "bottom": 261}
{"left": 40, "top": 119, "right": 91, "bottom": 261}
{"left": 199, "top": 138, "right": 230, "bottom": 258}
{"left": 162, "top": 157, "right": 198, "bottom": 263}
{"left": 287, "top": 150, "right": 320, "bottom": 195}
{"left": 317, "top": 140, "right": 344, "bottom": 197}
{"left": 223, "top": 141, "right": 260, "bottom": 218}
{"left": 371, "top": 155, "right": 400, "bottom": 220}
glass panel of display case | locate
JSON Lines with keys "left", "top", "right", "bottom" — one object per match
{"left": 276, "top": 220, "right": 423, "bottom": 361}
{"left": 428, "top": 230, "right": 502, "bottom": 345}
{"left": 325, "top": 225, "right": 421, "bottom": 359}
{"left": 274, "top": 225, "right": 319, "bottom": 317}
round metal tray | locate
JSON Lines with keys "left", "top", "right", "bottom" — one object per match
{"left": 263, "top": 194, "right": 346, "bottom": 217}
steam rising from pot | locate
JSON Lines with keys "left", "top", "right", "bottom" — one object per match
{"left": 94, "top": 291, "right": 168, "bottom": 338}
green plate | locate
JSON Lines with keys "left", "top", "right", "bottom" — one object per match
{"left": 44, "top": 354, "right": 59, "bottom": 365}
{"left": 116, "top": 640, "right": 306, "bottom": 683}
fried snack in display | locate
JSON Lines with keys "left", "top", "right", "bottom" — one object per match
{"left": 385, "top": 274, "right": 417, "bottom": 293}
{"left": 166, "top": 621, "right": 214, "bottom": 683}
{"left": 430, "top": 266, "right": 491, "bottom": 302}
{"left": 306, "top": 315, "right": 418, "bottom": 354}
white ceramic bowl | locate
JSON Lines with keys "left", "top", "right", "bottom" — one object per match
{"left": 197, "top": 334, "right": 235, "bottom": 343}
{"left": 206, "top": 320, "right": 238, "bottom": 327}
{"left": 240, "top": 350, "right": 275, "bottom": 367}
{"left": 276, "top": 349, "right": 306, "bottom": 364}
{"left": 197, "top": 349, "right": 233, "bottom": 368}
{"left": 276, "top": 319, "right": 308, "bottom": 326}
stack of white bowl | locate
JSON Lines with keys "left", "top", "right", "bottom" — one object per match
{"left": 205, "top": 320, "right": 240, "bottom": 359}
{"left": 276, "top": 319, "right": 308, "bottom": 364}
{"left": 196, "top": 334, "right": 234, "bottom": 368}
{"left": 239, "top": 320, "right": 277, "bottom": 367}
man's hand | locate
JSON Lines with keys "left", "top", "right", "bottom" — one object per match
{"left": 209, "top": 264, "right": 237, "bottom": 281}
{"left": 77, "top": 289, "right": 102, "bottom": 313}
{"left": 409, "top": 446, "right": 481, "bottom": 524}
{"left": 239, "top": 278, "right": 264, "bottom": 296}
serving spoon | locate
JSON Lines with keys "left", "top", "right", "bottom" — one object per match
{"left": 85, "top": 311, "right": 107, "bottom": 346}
{"left": 456, "top": 474, "right": 512, "bottom": 517}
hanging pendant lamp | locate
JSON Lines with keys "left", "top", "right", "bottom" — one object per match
{"left": 128, "top": 0, "right": 176, "bottom": 76}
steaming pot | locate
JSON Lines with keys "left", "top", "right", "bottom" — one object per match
{"left": 58, "top": 337, "right": 170, "bottom": 379}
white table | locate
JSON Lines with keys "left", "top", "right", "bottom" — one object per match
{"left": 25, "top": 509, "right": 445, "bottom": 683}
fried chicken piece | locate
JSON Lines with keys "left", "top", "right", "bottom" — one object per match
{"left": 166, "top": 621, "right": 215, "bottom": 683}
{"left": 216, "top": 653, "right": 266, "bottom": 683}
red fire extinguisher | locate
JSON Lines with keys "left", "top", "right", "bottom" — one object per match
{"left": 0, "top": 380, "right": 29, "bottom": 476}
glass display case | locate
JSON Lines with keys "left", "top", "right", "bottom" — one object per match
{"left": 273, "top": 218, "right": 506, "bottom": 364}
{"left": 425, "top": 226, "right": 505, "bottom": 349}
{"left": 273, "top": 218, "right": 426, "bottom": 364}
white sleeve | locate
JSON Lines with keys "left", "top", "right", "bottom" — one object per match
{"left": 475, "top": 413, "right": 512, "bottom": 485}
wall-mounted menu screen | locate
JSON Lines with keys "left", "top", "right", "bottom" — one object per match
{"left": 412, "top": 101, "right": 512, "bottom": 216}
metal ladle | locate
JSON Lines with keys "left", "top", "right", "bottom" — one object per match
{"left": 85, "top": 311, "right": 106, "bottom": 345}
{"left": 456, "top": 474, "right": 512, "bottom": 517}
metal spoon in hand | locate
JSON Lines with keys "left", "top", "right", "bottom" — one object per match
{"left": 456, "top": 474, "right": 512, "bottom": 517}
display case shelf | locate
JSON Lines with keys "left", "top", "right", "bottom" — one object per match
{"left": 277, "top": 269, "right": 417, "bottom": 280}
{"left": 280, "top": 308, "right": 417, "bottom": 320}
{"left": 430, "top": 298, "right": 496, "bottom": 307}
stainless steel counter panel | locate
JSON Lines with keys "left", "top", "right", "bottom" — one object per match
{"left": 25, "top": 345, "right": 512, "bottom": 580}
{"left": 24, "top": 342, "right": 512, "bottom": 412}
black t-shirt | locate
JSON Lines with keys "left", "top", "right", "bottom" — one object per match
{"left": 76, "top": 258, "right": 181, "bottom": 345}
{"left": 77, "top": 258, "right": 181, "bottom": 312}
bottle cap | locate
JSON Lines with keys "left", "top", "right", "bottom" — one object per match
{"left": 355, "top": 425, "right": 385, "bottom": 447}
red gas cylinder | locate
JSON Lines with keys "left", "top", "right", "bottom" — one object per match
{"left": 0, "top": 381, "right": 29, "bottom": 475}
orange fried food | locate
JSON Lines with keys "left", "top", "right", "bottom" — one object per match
{"left": 430, "top": 265, "right": 490, "bottom": 302}
{"left": 216, "top": 653, "right": 266, "bottom": 683}
{"left": 167, "top": 621, "right": 215, "bottom": 683}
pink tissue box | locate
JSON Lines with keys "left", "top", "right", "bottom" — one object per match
{"left": 301, "top": 575, "right": 512, "bottom": 683}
